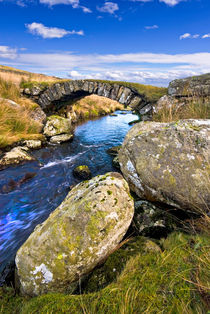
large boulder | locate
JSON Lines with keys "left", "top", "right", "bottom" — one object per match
{"left": 119, "top": 120, "right": 210, "bottom": 213}
{"left": 43, "top": 115, "right": 72, "bottom": 137}
{"left": 15, "top": 172, "right": 134, "bottom": 296}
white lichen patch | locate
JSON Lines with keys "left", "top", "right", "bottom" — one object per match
{"left": 32, "top": 263, "right": 53, "bottom": 284}
{"left": 105, "top": 212, "right": 119, "bottom": 221}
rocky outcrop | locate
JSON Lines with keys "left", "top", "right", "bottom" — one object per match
{"left": 119, "top": 120, "right": 210, "bottom": 213}
{"left": 0, "top": 147, "right": 35, "bottom": 170}
{"left": 15, "top": 172, "right": 134, "bottom": 296}
{"left": 23, "top": 80, "right": 148, "bottom": 114}
{"left": 168, "top": 73, "right": 210, "bottom": 98}
{"left": 43, "top": 115, "right": 73, "bottom": 138}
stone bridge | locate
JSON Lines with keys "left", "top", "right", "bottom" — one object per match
{"left": 23, "top": 80, "right": 150, "bottom": 113}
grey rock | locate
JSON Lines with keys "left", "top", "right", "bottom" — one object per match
{"left": 119, "top": 119, "right": 210, "bottom": 213}
{"left": 132, "top": 200, "right": 181, "bottom": 237}
{"left": 15, "top": 172, "right": 134, "bottom": 296}
{"left": 168, "top": 73, "right": 210, "bottom": 98}
{"left": 43, "top": 115, "right": 72, "bottom": 137}
{"left": 23, "top": 140, "right": 42, "bottom": 149}
{"left": 29, "top": 106, "right": 46, "bottom": 126}
{"left": 0, "top": 147, "right": 35, "bottom": 170}
{"left": 50, "top": 134, "right": 73, "bottom": 144}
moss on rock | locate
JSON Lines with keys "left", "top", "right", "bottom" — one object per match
{"left": 15, "top": 172, "right": 134, "bottom": 296}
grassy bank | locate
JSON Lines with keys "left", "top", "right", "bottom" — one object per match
{"left": 0, "top": 232, "right": 209, "bottom": 313}
{"left": 0, "top": 78, "right": 43, "bottom": 148}
{"left": 69, "top": 95, "right": 124, "bottom": 120}
{"left": 0, "top": 65, "right": 60, "bottom": 86}
{"left": 153, "top": 101, "right": 210, "bottom": 122}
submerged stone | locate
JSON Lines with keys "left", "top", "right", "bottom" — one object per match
{"left": 73, "top": 165, "right": 92, "bottom": 179}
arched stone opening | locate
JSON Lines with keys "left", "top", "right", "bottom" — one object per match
{"left": 23, "top": 80, "right": 148, "bottom": 114}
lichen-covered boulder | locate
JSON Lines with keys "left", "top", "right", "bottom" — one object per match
{"left": 43, "top": 115, "right": 72, "bottom": 137}
{"left": 119, "top": 120, "right": 210, "bottom": 213}
{"left": 0, "top": 147, "right": 35, "bottom": 170}
{"left": 15, "top": 172, "right": 134, "bottom": 296}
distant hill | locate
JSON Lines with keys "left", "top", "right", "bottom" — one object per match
{"left": 0, "top": 65, "right": 61, "bottom": 86}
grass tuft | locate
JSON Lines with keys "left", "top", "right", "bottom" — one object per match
{"left": 153, "top": 100, "right": 210, "bottom": 122}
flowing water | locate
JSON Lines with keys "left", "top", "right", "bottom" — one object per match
{"left": 0, "top": 110, "right": 138, "bottom": 272}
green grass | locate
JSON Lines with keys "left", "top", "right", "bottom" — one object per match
{"left": 20, "top": 79, "right": 70, "bottom": 91}
{"left": 1, "top": 232, "right": 209, "bottom": 314}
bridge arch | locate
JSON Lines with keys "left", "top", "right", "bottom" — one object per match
{"left": 24, "top": 80, "right": 148, "bottom": 113}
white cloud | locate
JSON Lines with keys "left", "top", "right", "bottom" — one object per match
{"left": 68, "top": 69, "right": 199, "bottom": 84}
{"left": 97, "top": 2, "right": 119, "bottom": 14}
{"left": 159, "top": 0, "right": 185, "bottom": 6}
{"left": 202, "top": 34, "right": 210, "bottom": 39}
{"left": 0, "top": 46, "right": 17, "bottom": 59}
{"left": 145, "top": 25, "right": 158, "bottom": 30}
{"left": 180, "top": 33, "right": 199, "bottom": 40}
{"left": 39, "top": 0, "right": 92, "bottom": 12}
{"left": 131, "top": 0, "right": 185, "bottom": 5}
{"left": 2, "top": 51, "right": 210, "bottom": 86}
{"left": 40, "top": 0, "right": 79, "bottom": 6}
{"left": 26, "top": 23, "right": 84, "bottom": 38}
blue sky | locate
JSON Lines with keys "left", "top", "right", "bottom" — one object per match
{"left": 0, "top": 0, "right": 210, "bottom": 86}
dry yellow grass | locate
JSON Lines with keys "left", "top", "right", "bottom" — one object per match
{"left": 153, "top": 101, "right": 210, "bottom": 122}
{"left": 0, "top": 100, "right": 44, "bottom": 148}
{"left": 0, "top": 65, "right": 60, "bottom": 86}
{"left": 0, "top": 77, "right": 44, "bottom": 148}
{"left": 69, "top": 94, "right": 124, "bottom": 120}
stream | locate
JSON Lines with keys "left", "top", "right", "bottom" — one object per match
{"left": 0, "top": 110, "right": 138, "bottom": 272}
